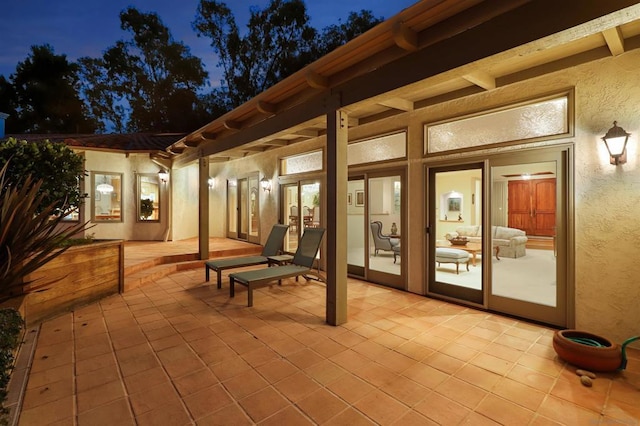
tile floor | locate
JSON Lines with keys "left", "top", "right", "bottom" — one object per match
{"left": 9, "top": 259, "right": 640, "bottom": 425}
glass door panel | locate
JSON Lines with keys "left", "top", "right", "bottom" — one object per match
{"left": 488, "top": 150, "right": 566, "bottom": 326}
{"left": 367, "top": 174, "right": 402, "bottom": 289}
{"left": 227, "top": 180, "right": 238, "bottom": 238}
{"left": 428, "top": 165, "right": 483, "bottom": 304}
{"left": 248, "top": 176, "right": 259, "bottom": 242}
{"left": 238, "top": 178, "right": 248, "bottom": 240}
{"left": 347, "top": 178, "right": 365, "bottom": 277}
{"left": 282, "top": 184, "right": 299, "bottom": 253}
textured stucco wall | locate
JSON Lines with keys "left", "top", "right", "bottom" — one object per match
{"left": 82, "top": 151, "right": 168, "bottom": 241}
{"left": 171, "top": 163, "right": 199, "bottom": 240}
{"left": 572, "top": 51, "right": 640, "bottom": 346}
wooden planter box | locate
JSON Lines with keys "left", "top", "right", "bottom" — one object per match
{"left": 5, "top": 240, "right": 124, "bottom": 326}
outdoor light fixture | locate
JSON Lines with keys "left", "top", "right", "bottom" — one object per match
{"left": 208, "top": 176, "right": 215, "bottom": 189}
{"left": 260, "top": 177, "right": 272, "bottom": 193}
{"left": 602, "top": 121, "right": 631, "bottom": 165}
{"left": 158, "top": 169, "right": 169, "bottom": 183}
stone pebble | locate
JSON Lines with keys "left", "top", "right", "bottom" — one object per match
{"left": 580, "top": 375, "right": 593, "bottom": 387}
{"left": 576, "top": 369, "right": 597, "bottom": 379}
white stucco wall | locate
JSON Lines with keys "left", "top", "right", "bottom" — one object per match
{"left": 170, "top": 163, "right": 200, "bottom": 241}
{"left": 81, "top": 151, "right": 169, "bottom": 241}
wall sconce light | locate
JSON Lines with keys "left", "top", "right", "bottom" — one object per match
{"left": 208, "top": 176, "right": 215, "bottom": 189}
{"left": 602, "top": 121, "right": 631, "bottom": 165}
{"left": 158, "top": 169, "right": 169, "bottom": 183}
{"left": 260, "top": 177, "right": 272, "bottom": 193}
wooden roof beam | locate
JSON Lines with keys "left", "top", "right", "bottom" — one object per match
{"left": 261, "top": 139, "right": 289, "bottom": 147}
{"left": 169, "top": 146, "right": 185, "bottom": 154}
{"left": 256, "top": 100, "right": 277, "bottom": 115}
{"left": 463, "top": 70, "right": 496, "bottom": 90}
{"left": 201, "top": 132, "right": 216, "bottom": 141}
{"left": 224, "top": 120, "right": 242, "bottom": 131}
{"left": 602, "top": 26, "right": 625, "bottom": 56}
{"left": 392, "top": 21, "right": 418, "bottom": 51}
{"left": 378, "top": 97, "right": 414, "bottom": 111}
{"left": 306, "top": 71, "right": 329, "bottom": 89}
{"left": 184, "top": 139, "right": 201, "bottom": 147}
{"left": 209, "top": 156, "right": 230, "bottom": 163}
{"left": 290, "top": 129, "right": 321, "bottom": 138}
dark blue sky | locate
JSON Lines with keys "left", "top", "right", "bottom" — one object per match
{"left": 0, "top": 0, "right": 416, "bottom": 86}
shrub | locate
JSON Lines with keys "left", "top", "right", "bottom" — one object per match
{"left": 0, "top": 138, "right": 85, "bottom": 215}
{"left": 0, "top": 308, "right": 24, "bottom": 424}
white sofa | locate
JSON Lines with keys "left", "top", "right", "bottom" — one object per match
{"left": 445, "top": 225, "right": 528, "bottom": 258}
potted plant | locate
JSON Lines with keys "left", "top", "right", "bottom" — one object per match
{"left": 140, "top": 198, "right": 154, "bottom": 220}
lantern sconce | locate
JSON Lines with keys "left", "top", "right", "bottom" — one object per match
{"left": 208, "top": 176, "right": 216, "bottom": 189}
{"left": 158, "top": 169, "right": 169, "bottom": 184}
{"left": 602, "top": 121, "right": 631, "bottom": 165}
{"left": 260, "top": 177, "right": 272, "bottom": 193}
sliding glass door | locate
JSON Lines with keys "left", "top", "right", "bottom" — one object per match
{"left": 428, "top": 164, "right": 484, "bottom": 304}
{"left": 488, "top": 149, "right": 567, "bottom": 326}
{"left": 347, "top": 171, "right": 404, "bottom": 289}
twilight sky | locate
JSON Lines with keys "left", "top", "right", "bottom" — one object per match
{"left": 0, "top": 0, "right": 417, "bottom": 86}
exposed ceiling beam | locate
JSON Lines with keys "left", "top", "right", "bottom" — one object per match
{"left": 602, "top": 26, "right": 625, "bottom": 55}
{"left": 256, "top": 100, "right": 277, "bottom": 115}
{"left": 169, "top": 146, "right": 185, "bottom": 154}
{"left": 201, "top": 132, "right": 216, "bottom": 141}
{"left": 241, "top": 146, "right": 266, "bottom": 152}
{"left": 378, "top": 97, "right": 414, "bottom": 111}
{"left": 306, "top": 71, "right": 329, "bottom": 89}
{"left": 348, "top": 117, "right": 359, "bottom": 127}
{"left": 463, "top": 70, "right": 496, "bottom": 90}
{"left": 184, "top": 139, "right": 200, "bottom": 147}
{"left": 290, "top": 128, "right": 321, "bottom": 138}
{"left": 392, "top": 21, "right": 418, "bottom": 51}
{"left": 261, "top": 139, "right": 289, "bottom": 146}
{"left": 209, "top": 156, "right": 230, "bottom": 163}
{"left": 224, "top": 120, "right": 242, "bottom": 131}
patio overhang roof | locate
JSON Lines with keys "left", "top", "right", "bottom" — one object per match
{"left": 168, "top": 0, "right": 640, "bottom": 167}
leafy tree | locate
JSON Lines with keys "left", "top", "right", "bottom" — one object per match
{"left": 193, "top": 0, "right": 383, "bottom": 109}
{"left": 194, "top": 0, "right": 316, "bottom": 108}
{"left": 316, "top": 10, "right": 384, "bottom": 55}
{"left": 78, "top": 7, "right": 209, "bottom": 132}
{"left": 3, "top": 45, "right": 97, "bottom": 134}
{"left": 0, "top": 138, "right": 86, "bottom": 215}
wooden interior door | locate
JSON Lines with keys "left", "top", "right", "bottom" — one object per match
{"left": 508, "top": 178, "right": 556, "bottom": 236}
{"left": 532, "top": 178, "right": 556, "bottom": 236}
{"left": 508, "top": 181, "right": 533, "bottom": 234}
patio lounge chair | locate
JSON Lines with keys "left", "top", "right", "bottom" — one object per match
{"left": 204, "top": 224, "right": 289, "bottom": 288}
{"left": 229, "top": 227, "right": 325, "bottom": 307}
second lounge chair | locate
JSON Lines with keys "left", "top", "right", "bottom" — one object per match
{"left": 204, "top": 224, "right": 289, "bottom": 288}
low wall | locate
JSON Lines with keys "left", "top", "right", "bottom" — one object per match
{"left": 16, "top": 240, "right": 124, "bottom": 326}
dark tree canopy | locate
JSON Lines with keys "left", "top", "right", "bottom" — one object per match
{"left": 2, "top": 45, "right": 97, "bottom": 134}
{"left": 78, "top": 7, "right": 210, "bottom": 132}
{"left": 193, "top": 0, "right": 382, "bottom": 110}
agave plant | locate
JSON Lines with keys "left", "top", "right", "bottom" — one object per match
{"left": 0, "top": 163, "right": 89, "bottom": 303}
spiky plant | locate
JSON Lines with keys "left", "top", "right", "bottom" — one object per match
{"left": 0, "top": 163, "right": 89, "bottom": 303}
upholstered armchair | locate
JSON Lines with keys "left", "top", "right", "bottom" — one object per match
{"left": 370, "top": 221, "right": 400, "bottom": 256}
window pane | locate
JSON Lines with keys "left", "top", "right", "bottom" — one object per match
{"left": 138, "top": 174, "right": 160, "bottom": 221}
{"left": 348, "top": 132, "right": 406, "bottom": 165}
{"left": 426, "top": 95, "right": 569, "bottom": 154}
{"left": 280, "top": 150, "right": 323, "bottom": 175}
{"left": 94, "top": 173, "right": 122, "bottom": 222}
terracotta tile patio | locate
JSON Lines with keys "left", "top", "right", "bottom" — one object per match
{"left": 6, "top": 239, "right": 640, "bottom": 425}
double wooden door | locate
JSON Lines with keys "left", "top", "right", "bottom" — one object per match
{"left": 508, "top": 178, "right": 556, "bottom": 237}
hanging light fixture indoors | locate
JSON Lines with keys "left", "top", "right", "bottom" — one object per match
{"left": 602, "top": 121, "right": 631, "bottom": 165}
{"left": 96, "top": 176, "right": 114, "bottom": 194}
{"left": 158, "top": 169, "right": 169, "bottom": 183}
